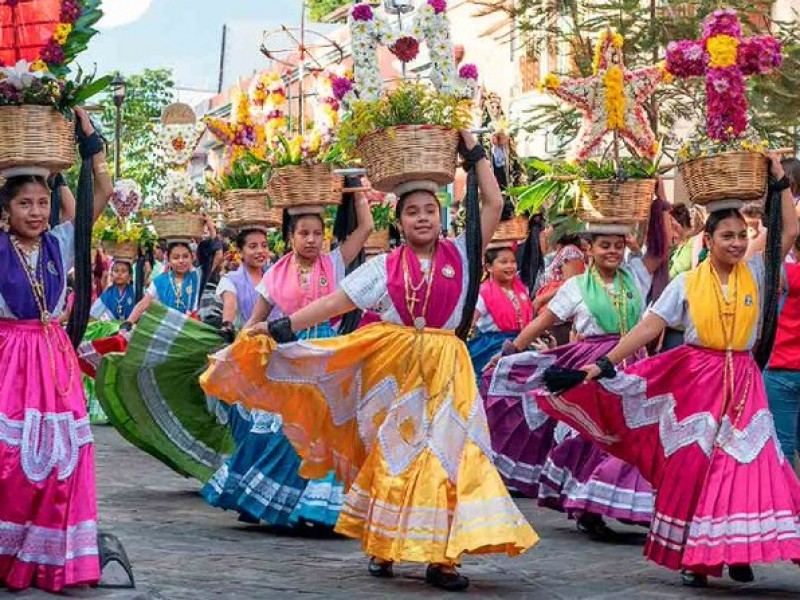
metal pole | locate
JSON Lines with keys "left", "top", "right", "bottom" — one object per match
{"left": 114, "top": 104, "right": 122, "bottom": 181}
{"left": 298, "top": 1, "right": 307, "bottom": 133}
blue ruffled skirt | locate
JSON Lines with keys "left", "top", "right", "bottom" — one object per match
{"left": 467, "top": 331, "right": 516, "bottom": 384}
{"left": 202, "top": 322, "right": 344, "bottom": 529}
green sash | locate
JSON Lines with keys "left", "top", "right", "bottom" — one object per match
{"left": 578, "top": 266, "right": 642, "bottom": 335}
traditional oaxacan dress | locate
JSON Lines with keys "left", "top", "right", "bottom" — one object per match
{"left": 89, "top": 284, "right": 136, "bottom": 322}
{"left": 201, "top": 235, "right": 538, "bottom": 564}
{"left": 95, "top": 267, "right": 234, "bottom": 482}
{"left": 0, "top": 224, "right": 99, "bottom": 591}
{"left": 203, "top": 253, "right": 345, "bottom": 528}
{"left": 485, "top": 259, "right": 654, "bottom": 525}
{"left": 468, "top": 277, "right": 533, "bottom": 380}
{"left": 537, "top": 257, "right": 800, "bottom": 574}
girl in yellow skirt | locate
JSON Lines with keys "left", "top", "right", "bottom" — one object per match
{"left": 201, "top": 131, "right": 538, "bottom": 591}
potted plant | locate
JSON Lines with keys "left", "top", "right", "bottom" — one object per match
{"left": 151, "top": 170, "right": 210, "bottom": 240}
{"left": 94, "top": 214, "right": 156, "bottom": 262}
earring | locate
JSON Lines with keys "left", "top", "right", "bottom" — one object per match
{"left": 0, "top": 213, "right": 9, "bottom": 233}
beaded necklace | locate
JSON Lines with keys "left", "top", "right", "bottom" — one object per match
{"left": 590, "top": 266, "right": 630, "bottom": 335}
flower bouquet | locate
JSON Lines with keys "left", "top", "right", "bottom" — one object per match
{"left": 667, "top": 9, "right": 781, "bottom": 207}
{"left": 0, "top": 0, "right": 108, "bottom": 175}
{"left": 151, "top": 170, "right": 209, "bottom": 240}
{"left": 365, "top": 192, "right": 394, "bottom": 251}
{"left": 93, "top": 214, "right": 156, "bottom": 262}
{"left": 341, "top": 0, "right": 478, "bottom": 193}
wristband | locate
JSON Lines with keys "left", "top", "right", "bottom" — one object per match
{"left": 119, "top": 321, "right": 133, "bottom": 333}
{"left": 79, "top": 131, "right": 104, "bottom": 159}
{"left": 459, "top": 144, "right": 487, "bottom": 171}
{"left": 595, "top": 355, "right": 617, "bottom": 379}
{"left": 771, "top": 175, "right": 791, "bottom": 193}
{"left": 501, "top": 340, "right": 521, "bottom": 356}
{"left": 267, "top": 317, "right": 297, "bottom": 343}
{"left": 50, "top": 173, "right": 67, "bottom": 189}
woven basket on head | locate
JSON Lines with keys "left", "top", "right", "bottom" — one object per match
{"left": 161, "top": 102, "right": 197, "bottom": 125}
{"left": 0, "top": 106, "right": 75, "bottom": 173}
{"left": 267, "top": 163, "right": 343, "bottom": 209}
{"left": 365, "top": 228, "right": 390, "bottom": 251}
{"left": 491, "top": 215, "right": 529, "bottom": 245}
{"left": 578, "top": 179, "right": 655, "bottom": 224}
{"left": 152, "top": 212, "right": 206, "bottom": 240}
{"left": 221, "top": 189, "right": 282, "bottom": 229}
{"left": 678, "top": 152, "right": 768, "bottom": 206}
{"left": 356, "top": 125, "right": 459, "bottom": 193}
{"left": 103, "top": 241, "right": 139, "bottom": 261}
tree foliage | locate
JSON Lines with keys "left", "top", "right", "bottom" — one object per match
{"left": 98, "top": 68, "right": 176, "bottom": 200}
{"left": 472, "top": 0, "right": 800, "bottom": 156}
{"left": 307, "top": 0, "right": 351, "bottom": 22}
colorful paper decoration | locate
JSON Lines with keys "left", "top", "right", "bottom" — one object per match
{"left": 541, "top": 29, "right": 669, "bottom": 162}
{"left": 666, "top": 9, "right": 781, "bottom": 141}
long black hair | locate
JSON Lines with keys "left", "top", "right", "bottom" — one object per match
{"left": 455, "top": 162, "right": 483, "bottom": 340}
{"left": 67, "top": 136, "right": 95, "bottom": 347}
{"left": 334, "top": 175, "right": 365, "bottom": 335}
{"left": 754, "top": 185, "right": 783, "bottom": 369}
{"left": 518, "top": 213, "right": 545, "bottom": 295}
{"left": 195, "top": 237, "right": 224, "bottom": 298}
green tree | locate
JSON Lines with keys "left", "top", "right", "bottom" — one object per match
{"left": 472, "top": 0, "right": 800, "bottom": 156}
{"left": 99, "top": 68, "right": 176, "bottom": 199}
{"left": 307, "top": 0, "right": 351, "bottom": 22}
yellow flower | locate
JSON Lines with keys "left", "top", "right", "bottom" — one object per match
{"left": 539, "top": 73, "right": 561, "bottom": 91}
{"left": 707, "top": 35, "right": 739, "bottom": 69}
{"left": 53, "top": 23, "right": 72, "bottom": 45}
{"left": 593, "top": 30, "right": 624, "bottom": 74}
{"left": 30, "top": 60, "right": 48, "bottom": 73}
{"left": 658, "top": 61, "right": 673, "bottom": 84}
{"left": 603, "top": 65, "right": 625, "bottom": 130}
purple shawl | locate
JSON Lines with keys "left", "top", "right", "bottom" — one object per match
{"left": 0, "top": 231, "right": 64, "bottom": 320}
{"left": 226, "top": 265, "right": 260, "bottom": 322}
{"left": 386, "top": 240, "right": 463, "bottom": 329}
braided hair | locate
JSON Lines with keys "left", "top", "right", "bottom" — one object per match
{"left": 334, "top": 176, "right": 365, "bottom": 335}
{"left": 455, "top": 161, "right": 482, "bottom": 340}
{"left": 754, "top": 182, "right": 783, "bottom": 369}
{"left": 66, "top": 145, "right": 94, "bottom": 348}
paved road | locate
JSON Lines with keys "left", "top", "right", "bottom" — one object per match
{"left": 5, "top": 426, "right": 800, "bottom": 599}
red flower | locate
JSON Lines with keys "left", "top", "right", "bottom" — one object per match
{"left": 391, "top": 37, "right": 420, "bottom": 63}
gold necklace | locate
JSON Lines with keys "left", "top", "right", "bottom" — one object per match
{"left": 403, "top": 246, "right": 436, "bottom": 330}
{"left": 9, "top": 236, "right": 74, "bottom": 397}
{"left": 591, "top": 266, "right": 629, "bottom": 335}
{"left": 169, "top": 272, "right": 186, "bottom": 312}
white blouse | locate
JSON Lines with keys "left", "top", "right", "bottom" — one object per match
{"left": 256, "top": 248, "right": 346, "bottom": 320}
{"left": 649, "top": 255, "right": 765, "bottom": 350}
{"left": 547, "top": 257, "right": 652, "bottom": 337}
{"left": 0, "top": 222, "right": 74, "bottom": 320}
{"left": 473, "top": 295, "right": 500, "bottom": 333}
{"left": 340, "top": 234, "right": 470, "bottom": 331}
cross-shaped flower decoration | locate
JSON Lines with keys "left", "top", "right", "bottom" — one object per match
{"left": 666, "top": 9, "right": 782, "bottom": 141}
{"left": 541, "top": 29, "right": 669, "bottom": 162}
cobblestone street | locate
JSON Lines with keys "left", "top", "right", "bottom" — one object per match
{"left": 4, "top": 426, "right": 799, "bottom": 599}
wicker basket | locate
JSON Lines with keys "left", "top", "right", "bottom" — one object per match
{"left": 151, "top": 212, "right": 206, "bottom": 240}
{"left": 103, "top": 241, "right": 139, "bottom": 261}
{"left": 678, "top": 152, "right": 768, "bottom": 206}
{"left": 578, "top": 179, "right": 655, "bottom": 224}
{"left": 365, "top": 228, "right": 390, "bottom": 251}
{"left": 162, "top": 102, "right": 197, "bottom": 125}
{"left": 492, "top": 215, "right": 529, "bottom": 244}
{"left": 356, "top": 125, "right": 459, "bottom": 193}
{"left": 221, "top": 189, "right": 282, "bottom": 228}
{"left": 267, "top": 163, "right": 343, "bottom": 209}
{"left": 0, "top": 106, "right": 75, "bottom": 174}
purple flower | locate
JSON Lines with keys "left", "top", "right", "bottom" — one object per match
{"left": 351, "top": 4, "right": 374, "bottom": 21}
{"left": 41, "top": 39, "right": 65, "bottom": 65}
{"left": 331, "top": 75, "right": 353, "bottom": 101}
{"left": 60, "top": 0, "right": 83, "bottom": 23}
{"left": 665, "top": 40, "right": 706, "bottom": 78}
{"left": 459, "top": 63, "right": 478, "bottom": 80}
{"left": 703, "top": 9, "right": 742, "bottom": 39}
{"left": 0, "top": 82, "right": 21, "bottom": 104}
{"left": 706, "top": 67, "right": 748, "bottom": 140}
{"left": 738, "top": 36, "right": 782, "bottom": 75}
{"left": 428, "top": 0, "right": 447, "bottom": 14}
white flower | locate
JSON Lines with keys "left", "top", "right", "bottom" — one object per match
{"left": 0, "top": 60, "right": 50, "bottom": 89}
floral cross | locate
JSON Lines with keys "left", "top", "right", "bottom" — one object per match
{"left": 541, "top": 29, "right": 669, "bottom": 162}
{"left": 666, "top": 9, "right": 781, "bottom": 141}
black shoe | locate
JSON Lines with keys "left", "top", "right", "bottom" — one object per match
{"left": 681, "top": 570, "right": 708, "bottom": 588}
{"left": 368, "top": 557, "right": 394, "bottom": 578}
{"left": 729, "top": 564, "right": 755, "bottom": 583}
{"left": 576, "top": 513, "right": 616, "bottom": 540}
{"left": 425, "top": 565, "right": 470, "bottom": 592}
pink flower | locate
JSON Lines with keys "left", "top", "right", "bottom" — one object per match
{"left": 351, "top": 4, "right": 374, "bottom": 21}
{"left": 428, "top": 0, "right": 447, "bottom": 13}
{"left": 0, "top": 82, "right": 21, "bottom": 104}
{"left": 706, "top": 67, "right": 748, "bottom": 140}
{"left": 458, "top": 63, "right": 479, "bottom": 80}
{"left": 60, "top": 0, "right": 83, "bottom": 23}
{"left": 41, "top": 39, "right": 65, "bottom": 65}
{"left": 665, "top": 40, "right": 706, "bottom": 78}
{"left": 331, "top": 75, "right": 353, "bottom": 101}
{"left": 703, "top": 9, "right": 742, "bottom": 39}
{"left": 322, "top": 96, "right": 340, "bottom": 111}
{"left": 738, "top": 36, "right": 782, "bottom": 75}
{"left": 391, "top": 37, "right": 420, "bottom": 63}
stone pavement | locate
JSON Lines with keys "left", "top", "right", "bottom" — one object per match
{"left": 5, "top": 426, "right": 800, "bottom": 599}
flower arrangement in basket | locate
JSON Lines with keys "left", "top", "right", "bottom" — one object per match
{"left": 365, "top": 191, "right": 394, "bottom": 252}
{"left": 155, "top": 103, "right": 205, "bottom": 169}
{"left": 339, "top": 0, "right": 478, "bottom": 193}
{"left": 666, "top": 9, "right": 781, "bottom": 208}
{"left": 0, "top": 0, "right": 109, "bottom": 176}
{"left": 151, "top": 170, "right": 210, "bottom": 240}
{"left": 535, "top": 28, "right": 668, "bottom": 231}
{"left": 93, "top": 214, "right": 156, "bottom": 262}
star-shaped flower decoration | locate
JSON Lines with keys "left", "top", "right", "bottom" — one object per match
{"left": 540, "top": 29, "right": 670, "bottom": 162}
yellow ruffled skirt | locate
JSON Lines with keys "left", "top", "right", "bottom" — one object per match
{"left": 200, "top": 323, "right": 539, "bottom": 564}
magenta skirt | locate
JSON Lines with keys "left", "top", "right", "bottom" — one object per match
{"left": 538, "top": 345, "right": 800, "bottom": 574}
{"left": 0, "top": 320, "right": 99, "bottom": 591}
